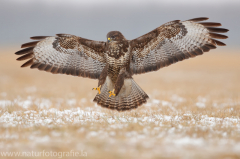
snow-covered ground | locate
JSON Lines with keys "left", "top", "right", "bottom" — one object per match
{"left": 1, "top": 52, "right": 240, "bottom": 158}
{"left": 0, "top": 95, "right": 239, "bottom": 159}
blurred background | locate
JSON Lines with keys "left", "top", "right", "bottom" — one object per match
{"left": 0, "top": 1, "right": 240, "bottom": 159}
{"left": 0, "top": 0, "right": 239, "bottom": 50}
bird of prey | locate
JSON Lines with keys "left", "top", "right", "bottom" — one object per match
{"left": 15, "top": 17, "right": 228, "bottom": 111}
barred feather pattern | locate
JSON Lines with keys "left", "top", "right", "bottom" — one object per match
{"left": 93, "top": 78, "right": 149, "bottom": 111}
{"left": 130, "top": 18, "right": 228, "bottom": 74}
{"left": 16, "top": 35, "right": 107, "bottom": 79}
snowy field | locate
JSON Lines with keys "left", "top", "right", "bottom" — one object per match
{"left": 0, "top": 49, "right": 240, "bottom": 159}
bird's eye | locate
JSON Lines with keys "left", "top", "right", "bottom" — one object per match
{"left": 112, "top": 36, "right": 115, "bottom": 39}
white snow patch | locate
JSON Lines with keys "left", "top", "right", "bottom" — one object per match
{"left": 0, "top": 100, "right": 12, "bottom": 108}
{"left": 196, "top": 96, "right": 207, "bottom": 108}
{"left": 196, "top": 102, "right": 206, "bottom": 108}
{"left": 169, "top": 137, "right": 204, "bottom": 146}
{"left": 35, "top": 98, "right": 51, "bottom": 109}
{"left": 87, "top": 131, "right": 98, "bottom": 138}
{"left": 152, "top": 99, "right": 160, "bottom": 104}
{"left": 171, "top": 94, "right": 185, "bottom": 103}
{"left": 67, "top": 99, "right": 76, "bottom": 106}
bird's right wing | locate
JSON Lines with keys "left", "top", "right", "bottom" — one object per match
{"left": 15, "top": 34, "right": 107, "bottom": 79}
{"left": 130, "top": 17, "right": 229, "bottom": 75}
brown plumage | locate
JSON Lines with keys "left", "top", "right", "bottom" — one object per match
{"left": 15, "top": 47, "right": 34, "bottom": 55}
{"left": 15, "top": 17, "right": 229, "bottom": 111}
{"left": 16, "top": 53, "right": 33, "bottom": 61}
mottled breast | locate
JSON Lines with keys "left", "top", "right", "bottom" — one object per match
{"left": 105, "top": 41, "right": 130, "bottom": 67}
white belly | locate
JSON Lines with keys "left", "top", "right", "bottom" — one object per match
{"left": 106, "top": 76, "right": 132, "bottom": 97}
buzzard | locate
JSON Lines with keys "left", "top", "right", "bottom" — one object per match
{"left": 15, "top": 17, "right": 228, "bottom": 111}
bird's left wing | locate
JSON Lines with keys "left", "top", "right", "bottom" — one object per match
{"left": 15, "top": 34, "right": 106, "bottom": 79}
{"left": 130, "top": 17, "right": 229, "bottom": 75}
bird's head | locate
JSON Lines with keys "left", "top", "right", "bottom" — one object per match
{"left": 107, "top": 31, "right": 126, "bottom": 43}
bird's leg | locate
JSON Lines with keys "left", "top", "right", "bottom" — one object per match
{"left": 98, "top": 65, "right": 108, "bottom": 87}
{"left": 109, "top": 68, "right": 126, "bottom": 97}
{"left": 92, "top": 85, "right": 101, "bottom": 94}
{"left": 109, "top": 89, "right": 116, "bottom": 97}
{"left": 92, "top": 65, "right": 108, "bottom": 94}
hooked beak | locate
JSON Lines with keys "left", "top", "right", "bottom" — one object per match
{"left": 108, "top": 37, "right": 111, "bottom": 42}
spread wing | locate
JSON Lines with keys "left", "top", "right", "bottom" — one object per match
{"left": 130, "top": 17, "right": 229, "bottom": 75}
{"left": 15, "top": 34, "right": 106, "bottom": 79}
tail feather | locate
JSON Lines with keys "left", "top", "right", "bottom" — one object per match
{"left": 93, "top": 78, "right": 149, "bottom": 111}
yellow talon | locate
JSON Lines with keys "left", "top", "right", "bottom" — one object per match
{"left": 109, "top": 89, "right": 116, "bottom": 97}
{"left": 92, "top": 85, "right": 101, "bottom": 94}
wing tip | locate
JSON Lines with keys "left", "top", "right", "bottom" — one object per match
{"left": 199, "top": 22, "right": 222, "bottom": 27}
{"left": 30, "top": 36, "right": 50, "bottom": 40}
{"left": 21, "top": 41, "right": 39, "bottom": 48}
{"left": 207, "top": 27, "right": 229, "bottom": 33}
{"left": 16, "top": 53, "right": 33, "bottom": 61}
{"left": 15, "top": 47, "right": 34, "bottom": 55}
{"left": 209, "top": 33, "right": 228, "bottom": 39}
{"left": 21, "top": 59, "right": 34, "bottom": 67}
{"left": 212, "top": 39, "right": 227, "bottom": 46}
{"left": 187, "top": 17, "right": 209, "bottom": 22}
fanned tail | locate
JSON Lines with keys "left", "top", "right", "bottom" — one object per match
{"left": 93, "top": 78, "right": 148, "bottom": 111}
